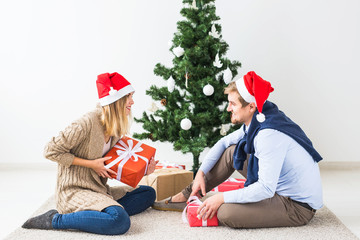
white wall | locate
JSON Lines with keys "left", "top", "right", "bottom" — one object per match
{"left": 0, "top": 0, "right": 359, "bottom": 166}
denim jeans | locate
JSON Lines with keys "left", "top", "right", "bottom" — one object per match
{"left": 52, "top": 185, "right": 156, "bottom": 235}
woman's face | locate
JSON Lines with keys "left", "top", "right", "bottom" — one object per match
{"left": 125, "top": 92, "right": 135, "bottom": 115}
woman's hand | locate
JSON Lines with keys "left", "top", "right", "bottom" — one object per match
{"left": 91, "top": 156, "right": 117, "bottom": 179}
{"left": 146, "top": 157, "right": 158, "bottom": 175}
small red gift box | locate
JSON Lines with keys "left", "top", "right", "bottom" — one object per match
{"left": 104, "top": 136, "right": 156, "bottom": 188}
{"left": 211, "top": 178, "right": 246, "bottom": 192}
{"left": 155, "top": 161, "right": 185, "bottom": 170}
{"left": 182, "top": 196, "right": 218, "bottom": 227}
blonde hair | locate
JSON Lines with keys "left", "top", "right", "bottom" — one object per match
{"left": 101, "top": 95, "right": 132, "bottom": 137}
{"left": 224, "top": 82, "right": 249, "bottom": 108}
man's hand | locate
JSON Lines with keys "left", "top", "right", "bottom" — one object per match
{"left": 146, "top": 157, "right": 158, "bottom": 175}
{"left": 91, "top": 156, "right": 117, "bottom": 179}
{"left": 190, "top": 170, "right": 206, "bottom": 198}
{"left": 197, "top": 193, "right": 224, "bottom": 220}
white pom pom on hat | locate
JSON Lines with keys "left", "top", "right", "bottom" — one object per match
{"left": 96, "top": 72, "right": 135, "bottom": 106}
{"left": 235, "top": 71, "right": 274, "bottom": 123}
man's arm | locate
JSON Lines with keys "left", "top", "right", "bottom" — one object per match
{"left": 199, "top": 126, "right": 245, "bottom": 174}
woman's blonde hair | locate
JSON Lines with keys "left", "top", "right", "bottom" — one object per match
{"left": 101, "top": 94, "right": 132, "bottom": 137}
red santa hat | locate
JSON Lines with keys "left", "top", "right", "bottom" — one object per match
{"left": 235, "top": 71, "right": 274, "bottom": 122}
{"left": 96, "top": 72, "right": 135, "bottom": 106}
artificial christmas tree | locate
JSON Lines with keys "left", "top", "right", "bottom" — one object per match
{"left": 134, "top": 0, "right": 241, "bottom": 172}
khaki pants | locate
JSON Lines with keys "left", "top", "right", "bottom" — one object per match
{"left": 182, "top": 145, "right": 315, "bottom": 228}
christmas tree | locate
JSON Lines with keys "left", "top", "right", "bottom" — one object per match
{"left": 134, "top": 0, "right": 241, "bottom": 172}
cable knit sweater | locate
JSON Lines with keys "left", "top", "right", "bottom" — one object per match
{"left": 44, "top": 107, "right": 133, "bottom": 214}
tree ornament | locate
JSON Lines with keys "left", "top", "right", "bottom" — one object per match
{"left": 167, "top": 76, "right": 175, "bottom": 92}
{"left": 213, "top": 53, "right": 223, "bottom": 68}
{"left": 185, "top": 70, "right": 189, "bottom": 88}
{"left": 160, "top": 98, "right": 167, "bottom": 106}
{"left": 173, "top": 46, "right": 184, "bottom": 57}
{"left": 220, "top": 124, "right": 231, "bottom": 136}
{"left": 190, "top": 0, "right": 198, "bottom": 10}
{"left": 223, "top": 67, "right": 233, "bottom": 84}
{"left": 209, "top": 24, "right": 220, "bottom": 38}
{"left": 148, "top": 102, "right": 159, "bottom": 112}
{"left": 180, "top": 118, "right": 192, "bottom": 130}
{"left": 203, "top": 84, "right": 214, "bottom": 96}
{"left": 148, "top": 133, "right": 154, "bottom": 141}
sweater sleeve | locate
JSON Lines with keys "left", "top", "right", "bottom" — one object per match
{"left": 44, "top": 116, "right": 91, "bottom": 167}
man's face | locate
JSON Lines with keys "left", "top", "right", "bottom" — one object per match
{"left": 226, "top": 91, "right": 254, "bottom": 126}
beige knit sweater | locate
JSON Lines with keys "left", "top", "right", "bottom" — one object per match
{"left": 44, "top": 107, "right": 134, "bottom": 214}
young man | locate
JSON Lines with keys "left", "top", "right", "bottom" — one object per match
{"left": 153, "top": 71, "right": 323, "bottom": 228}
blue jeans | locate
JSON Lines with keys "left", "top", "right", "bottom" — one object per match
{"left": 52, "top": 185, "right": 155, "bottom": 235}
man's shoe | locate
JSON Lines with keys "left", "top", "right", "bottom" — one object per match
{"left": 152, "top": 197, "right": 187, "bottom": 212}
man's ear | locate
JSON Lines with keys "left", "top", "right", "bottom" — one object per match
{"left": 249, "top": 102, "right": 257, "bottom": 113}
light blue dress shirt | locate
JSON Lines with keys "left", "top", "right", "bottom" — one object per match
{"left": 199, "top": 125, "right": 323, "bottom": 210}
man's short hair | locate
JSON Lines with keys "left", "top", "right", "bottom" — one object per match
{"left": 224, "top": 82, "right": 250, "bottom": 108}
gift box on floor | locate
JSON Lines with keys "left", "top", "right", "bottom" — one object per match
{"left": 211, "top": 178, "right": 246, "bottom": 192}
{"left": 138, "top": 168, "right": 193, "bottom": 201}
{"left": 182, "top": 196, "right": 218, "bottom": 227}
{"left": 104, "top": 136, "right": 156, "bottom": 188}
{"left": 155, "top": 161, "right": 186, "bottom": 170}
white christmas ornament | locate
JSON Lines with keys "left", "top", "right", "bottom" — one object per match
{"left": 220, "top": 124, "right": 231, "bottom": 136}
{"left": 223, "top": 67, "right": 233, "bottom": 84}
{"left": 190, "top": 0, "right": 198, "bottom": 10}
{"left": 148, "top": 102, "right": 159, "bottom": 112}
{"left": 209, "top": 24, "right": 220, "bottom": 38}
{"left": 173, "top": 46, "right": 184, "bottom": 57}
{"left": 203, "top": 84, "right": 214, "bottom": 96}
{"left": 180, "top": 118, "right": 192, "bottom": 130}
{"left": 167, "top": 76, "right": 175, "bottom": 92}
{"left": 213, "top": 53, "right": 223, "bottom": 68}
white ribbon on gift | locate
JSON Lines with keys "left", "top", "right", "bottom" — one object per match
{"left": 157, "top": 161, "right": 185, "bottom": 170}
{"left": 104, "top": 139, "right": 149, "bottom": 181}
{"left": 182, "top": 196, "right": 207, "bottom": 227}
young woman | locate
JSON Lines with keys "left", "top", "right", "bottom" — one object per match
{"left": 22, "top": 72, "right": 157, "bottom": 235}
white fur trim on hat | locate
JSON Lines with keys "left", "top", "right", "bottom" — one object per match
{"left": 235, "top": 77, "right": 256, "bottom": 104}
{"left": 99, "top": 84, "right": 135, "bottom": 106}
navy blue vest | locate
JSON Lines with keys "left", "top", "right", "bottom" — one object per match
{"left": 233, "top": 101, "right": 322, "bottom": 187}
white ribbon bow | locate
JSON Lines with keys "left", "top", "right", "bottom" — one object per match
{"left": 182, "top": 196, "right": 207, "bottom": 227}
{"left": 105, "top": 139, "right": 149, "bottom": 181}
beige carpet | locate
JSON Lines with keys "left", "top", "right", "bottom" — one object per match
{"left": 5, "top": 195, "right": 358, "bottom": 240}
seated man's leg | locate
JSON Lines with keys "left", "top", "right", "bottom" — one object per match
{"left": 182, "top": 145, "right": 237, "bottom": 199}
{"left": 217, "top": 194, "right": 315, "bottom": 228}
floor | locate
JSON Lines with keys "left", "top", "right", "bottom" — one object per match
{"left": 0, "top": 162, "right": 359, "bottom": 239}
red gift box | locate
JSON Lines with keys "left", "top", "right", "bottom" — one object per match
{"left": 155, "top": 161, "right": 185, "bottom": 170}
{"left": 182, "top": 196, "right": 218, "bottom": 227}
{"left": 104, "top": 136, "right": 156, "bottom": 188}
{"left": 211, "top": 178, "right": 246, "bottom": 192}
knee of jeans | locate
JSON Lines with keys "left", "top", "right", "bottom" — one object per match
{"left": 140, "top": 185, "right": 156, "bottom": 204}
{"left": 107, "top": 206, "right": 131, "bottom": 235}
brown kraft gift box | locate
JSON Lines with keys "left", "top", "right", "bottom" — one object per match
{"left": 138, "top": 168, "right": 193, "bottom": 201}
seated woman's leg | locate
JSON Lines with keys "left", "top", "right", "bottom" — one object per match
{"left": 53, "top": 206, "right": 130, "bottom": 235}
{"left": 117, "top": 185, "right": 156, "bottom": 216}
